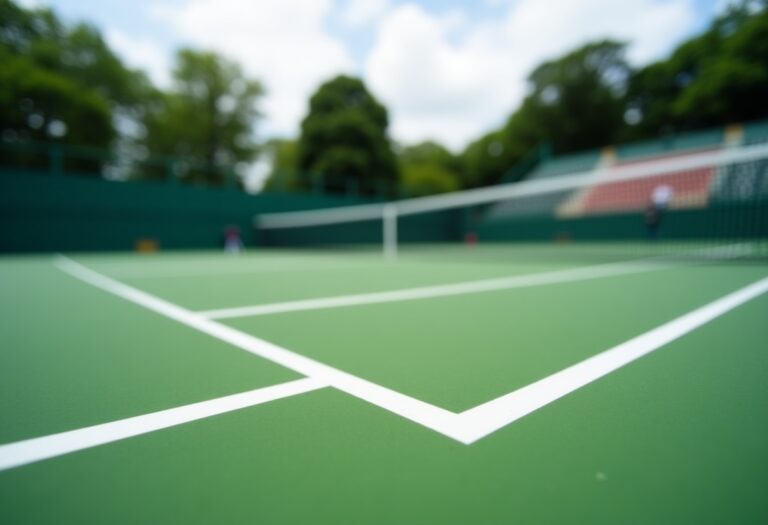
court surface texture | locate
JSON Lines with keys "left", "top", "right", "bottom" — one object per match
{"left": 1, "top": 244, "right": 767, "bottom": 524}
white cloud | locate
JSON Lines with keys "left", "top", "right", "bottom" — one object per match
{"left": 502, "top": 0, "right": 694, "bottom": 66}
{"left": 153, "top": 0, "right": 354, "bottom": 139}
{"left": 105, "top": 29, "right": 172, "bottom": 88}
{"left": 341, "top": 0, "right": 390, "bottom": 28}
{"left": 112, "top": 0, "right": 702, "bottom": 151}
{"left": 366, "top": 5, "right": 522, "bottom": 150}
{"left": 365, "top": 0, "right": 697, "bottom": 150}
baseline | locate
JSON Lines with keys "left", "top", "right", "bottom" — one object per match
{"left": 108, "top": 263, "right": 368, "bottom": 280}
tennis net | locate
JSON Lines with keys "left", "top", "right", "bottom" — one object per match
{"left": 254, "top": 142, "right": 768, "bottom": 260}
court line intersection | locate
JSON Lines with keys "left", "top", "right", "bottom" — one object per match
{"left": 1, "top": 255, "right": 766, "bottom": 471}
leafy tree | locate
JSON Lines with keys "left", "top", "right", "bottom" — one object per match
{"left": 0, "top": 0, "right": 150, "bottom": 158}
{"left": 626, "top": 2, "right": 768, "bottom": 137}
{"left": 400, "top": 163, "right": 459, "bottom": 197}
{"left": 1, "top": 0, "right": 150, "bottom": 111}
{"left": 460, "top": 129, "right": 521, "bottom": 188}
{"left": 459, "top": 41, "right": 629, "bottom": 187}
{"left": 0, "top": 0, "right": 63, "bottom": 58}
{"left": 0, "top": 0, "right": 131, "bottom": 176}
{"left": 397, "top": 141, "right": 460, "bottom": 196}
{"left": 458, "top": 3, "right": 768, "bottom": 188}
{"left": 398, "top": 141, "right": 460, "bottom": 172}
{"left": 298, "top": 75, "right": 398, "bottom": 196}
{"left": 0, "top": 50, "right": 113, "bottom": 147}
{"left": 142, "top": 49, "right": 263, "bottom": 184}
{"left": 59, "top": 24, "right": 152, "bottom": 111}
{"left": 510, "top": 40, "right": 629, "bottom": 155}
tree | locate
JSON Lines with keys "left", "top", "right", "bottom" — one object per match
{"left": 457, "top": 3, "right": 768, "bottom": 189}
{"left": 0, "top": 0, "right": 151, "bottom": 112}
{"left": 398, "top": 141, "right": 459, "bottom": 172}
{"left": 0, "top": 50, "right": 113, "bottom": 148}
{"left": 298, "top": 75, "right": 398, "bottom": 196}
{"left": 459, "top": 40, "right": 629, "bottom": 187}
{"left": 142, "top": 49, "right": 263, "bottom": 184}
{"left": 398, "top": 141, "right": 460, "bottom": 196}
{"left": 0, "top": 0, "right": 150, "bottom": 159}
{"left": 400, "top": 163, "right": 459, "bottom": 197}
{"left": 626, "top": 2, "right": 768, "bottom": 137}
{"left": 58, "top": 23, "right": 152, "bottom": 112}
{"left": 510, "top": 40, "right": 630, "bottom": 155}
{"left": 460, "top": 130, "right": 520, "bottom": 188}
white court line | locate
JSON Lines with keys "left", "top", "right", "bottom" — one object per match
{"left": 198, "top": 260, "right": 670, "bottom": 319}
{"left": 108, "top": 263, "right": 370, "bottom": 280}
{"left": 33, "top": 256, "right": 766, "bottom": 456}
{"left": 454, "top": 274, "right": 768, "bottom": 442}
{"left": 52, "top": 256, "right": 460, "bottom": 438}
{"left": 0, "top": 377, "right": 326, "bottom": 471}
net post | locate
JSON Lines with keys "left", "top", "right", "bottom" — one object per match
{"left": 383, "top": 204, "right": 398, "bottom": 260}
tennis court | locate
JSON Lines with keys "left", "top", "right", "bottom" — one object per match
{"left": 1, "top": 243, "right": 767, "bottom": 524}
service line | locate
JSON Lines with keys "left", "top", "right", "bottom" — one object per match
{"left": 0, "top": 256, "right": 761, "bottom": 471}
{"left": 198, "top": 260, "right": 671, "bottom": 319}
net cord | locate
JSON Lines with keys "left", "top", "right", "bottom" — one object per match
{"left": 254, "top": 142, "right": 768, "bottom": 257}
{"left": 256, "top": 142, "right": 768, "bottom": 230}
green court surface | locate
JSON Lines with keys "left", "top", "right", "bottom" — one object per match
{"left": 1, "top": 244, "right": 767, "bottom": 524}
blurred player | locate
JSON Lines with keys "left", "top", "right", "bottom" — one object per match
{"left": 224, "top": 225, "right": 243, "bottom": 253}
{"left": 646, "top": 184, "right": 673, "bottom": 240}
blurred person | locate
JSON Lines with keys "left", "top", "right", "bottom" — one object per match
{"left": 224, "top": 225, "right": 243, "bottom": 253}
{"left": 645, "top": 199, "right": 661, "bottom": 239}
{"left": 645, "top": 184, "right": 673, "bottom": 240}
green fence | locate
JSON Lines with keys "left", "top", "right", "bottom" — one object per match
{"left": 0, "top": 169, "right": 371, "bottom": 253}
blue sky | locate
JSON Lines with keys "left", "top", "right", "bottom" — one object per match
{"left": 30, "top": 0, "right": 727, "bottom": 150}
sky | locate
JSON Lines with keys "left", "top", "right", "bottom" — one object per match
{"left": 27, "top": 0, "right": 729, "bottom": 152}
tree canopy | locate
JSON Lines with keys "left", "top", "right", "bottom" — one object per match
{"left": 625, "top": 2, "right": 768, "bottom": 138}
{"left": 458, "top": 40, "right": 629, "bottom": 188}
{"left": 1, "top": 0, "right": 767, "bottom": 194}
{"left": 0, "top": 0, "right": 262, "bottom": 185}
{"left": 0, "top": 49, "right": 113, "bottom": 148}
{"left": 515, "top": 40, "right": 629, "bottom": 154}
{"left": 397, "top": 141, "right": 461, "bottom": 196}
{"left": 142, "top": 49, "right": 263, "bottom": 184}
{"left": 458, "top": 3, "right": 768, "bottom": 188}
{"left": 0, "top": 0, "right": 151, "bottom": 150}
{"left": 298, "top": 75, "right": 398, "bottom": 196}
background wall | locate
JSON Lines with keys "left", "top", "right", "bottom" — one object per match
{"left": 0, "top": 172, "right": 367, "bottom": 252}
{"left": 2, "top": 171, "right": 766, "bottom": 253}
